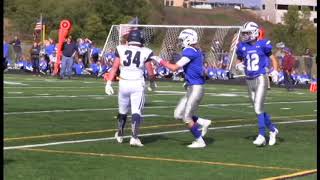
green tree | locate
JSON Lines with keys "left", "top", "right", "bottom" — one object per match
{"left": 83, "top": 14, "right": 106, "bottom": 45}
{"left": 272, "top": 5, "right": 317, "bottom": 55}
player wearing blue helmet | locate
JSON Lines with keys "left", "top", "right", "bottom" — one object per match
{"left": 153, "top": 29, "right": 212, "bottom": 148}
{"left": 105, "top": 29, "right": 156, "bottom": 147}
{"left": 235, "top": 22, "right": 280, "bottom": 146}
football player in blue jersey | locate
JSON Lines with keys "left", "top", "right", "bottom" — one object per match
{"left": 153, "top": 29, "right": 211, "bottom": 148}
{"left": 235, "top": 22, "right": 280, "bottom": 146}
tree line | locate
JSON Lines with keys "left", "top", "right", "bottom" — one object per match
{"left": 4, "top": 0, "right": 151, "bottom": 45}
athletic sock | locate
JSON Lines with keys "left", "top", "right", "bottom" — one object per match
{"left": 264, "top": 112, "right": 276, "bottom": 132}
{"left": 117, "top": 113, "right": 127, "bottom": 136}
{"left": 257, "top": 113, "right": 266, "bottom": 136}
{"left": 189, "top": 123, "right": 202, "bottom": 138}
{"left": 131, "top": 114, "right": 141, "bottom": 138}
{"left": 192, "top": 116, "right": 210, "bottom": 126}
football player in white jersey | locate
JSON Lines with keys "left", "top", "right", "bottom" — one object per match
{"left": 105, "top": 30, "right": 155, "bottom": 147}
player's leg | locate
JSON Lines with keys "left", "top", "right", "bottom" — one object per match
{"left": 255, "top": 75, "right": 278, "bottom": 145}
{"left": 247, "top": 77, "right": 266, "bottom": 146}
{"left": 254, "top": 75, "right": 278, "bottom": 146}
{"left": 174, "top": 95, "right": 188, "bottom": 120}
{"left": 115, "top": 81, "right": 130, "bottom": 143}
{"left": 183, "top": 85, "right": 206, "bottom": 148}
{"left": 59, "top": 56, "right": 67, "bottom": 79}
{"left": 129, "top": 82, "right": 145, "bottom": 147}
{"left": 175, "top": 91, "right": 211, "bottom": 137}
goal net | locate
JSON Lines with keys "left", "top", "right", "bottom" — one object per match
{"left": 101, "top": 24, "right": 242, "bottom": 74}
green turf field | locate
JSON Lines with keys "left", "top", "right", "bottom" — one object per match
{"left": 4, "top": 74, "right": 317, "bottom": 180}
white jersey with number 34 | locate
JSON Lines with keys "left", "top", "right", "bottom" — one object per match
{"left": 116, "top": 45, "right": 153, "bottom": 80}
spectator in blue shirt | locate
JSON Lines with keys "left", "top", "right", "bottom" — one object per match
{"left": 90, "top": 42, "right": 101, "bottom": 63}
{"left": 45, "top": 38, "right": 56, "bottom": 74}
{"left": 3, "top": 40, "right": 10, "bottom": 70}
{"left": 105, "top": 48, "right": 115, "bottom": 63}
{"left": 73, "top": 58, "right": 85, "bottom": 76}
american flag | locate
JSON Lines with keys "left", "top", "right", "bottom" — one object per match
{"left": 121, "top": 17, "right": 139, "bottom": 36}
{"left": 34, "top": 21, "right": 42, "bottom": 31}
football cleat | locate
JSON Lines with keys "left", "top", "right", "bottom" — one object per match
{"left": 201, "top": 120, "right": 212, "bottom": 137}
{"left": 129, "top": 137, "right": 144, "bottom": 147}
{"left": 187, "top": 138, "right": 206, "bottom": 148}
{"left": 114, "top": 132, "right": 123, "bottom": 144}
{"left": 268, "top": 128, "right": 279, "bottom": 146}
{"left": 253, "top": 134, "right": 266, "bottom": 146}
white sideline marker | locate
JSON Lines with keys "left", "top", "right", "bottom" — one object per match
{"left": 4, "top": 119, "right": 316, "bottom": 150}
{"left": 280, "top": 108, "right": 291, "bottom": 110}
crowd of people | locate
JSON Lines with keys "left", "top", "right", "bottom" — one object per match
{"left": 3, "top": 34, "right": 316, "bottom": 88}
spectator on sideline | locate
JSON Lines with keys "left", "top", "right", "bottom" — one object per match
{"left": 282, "top": 48, "right": 295, "bottom": 91}
{"left": 3, "top": 39, "right": 10, "bottom": 70}
{"left": 303, "top": 48, "right": 314, "bottom": 79}
{"left": 45, "top": 38, "right": 56, "bottom": 74}
{"left": 9, "top": 36, "right": 22, "bottom": 64}
{"left": 77, "top": 38, "right": 91, "bottom": 68}
{"left": 221, "top": 50, "right": 230, "bottom": 69}
{"left": 105, "top": 48, "right": 115, "bottom": 63}
{"left": 30, "top": 42, "right": 41, "bottom": 75}
{"left": 83, "top": 38, "right": 92, "bottom": 68}
{"left": 72, "top": 58, "right": 85, "bottom": 76}
{"left": 275, "top": 42, "right": 285, "bottom": 66}
{"left": 90, "top": 42, "right": 101, "bottom": 63}
{"left": 60, "top": 35, "right": 77, "bottom": 79}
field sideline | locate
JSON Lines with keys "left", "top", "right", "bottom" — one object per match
{"left": 4, "top": 74, "right": 317, "bottom": 180}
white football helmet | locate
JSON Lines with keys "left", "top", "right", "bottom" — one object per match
{"left": 178, "top": 29, "right": 198, "bottom": 48}
{"left": 240, "top": 22, "right": 259, "bottom": 42}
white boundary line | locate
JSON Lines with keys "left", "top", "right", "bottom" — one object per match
{"left": 4, "top": 100, "right": 316, "bottom": 115}
{"left": 4, "top": 119, "right": 316, "bottom": 150}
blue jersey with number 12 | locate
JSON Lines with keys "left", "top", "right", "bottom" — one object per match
{"left": 236, "top": 39, "right": 272, "bottom": 79}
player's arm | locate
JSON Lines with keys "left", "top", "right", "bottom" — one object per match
{"left": 104, "top": 57, "right": 120, "bottom": 95}
{"left": 145, "top": 61, "right": 155, "bottom": 80}
{"left": 235, "top": 45, "right": 245, "bottom": 72}
{"left": 151, "top": 56, "right": 189, "bottom": 72}
{"left": 105, "top": 57, "right": 120, "bottom": 82}
{"left": 270, "top": 54, "right": 279, "bottom": 71}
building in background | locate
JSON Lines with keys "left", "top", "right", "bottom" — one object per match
{"left": 258, "top": 0, "right": 317, "bottom": 26}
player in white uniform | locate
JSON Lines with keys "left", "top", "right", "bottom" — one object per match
{"left": 105, "top": 30, "right": 155, "bottom": 147}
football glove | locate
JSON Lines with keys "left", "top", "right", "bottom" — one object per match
{"left": 235, "top": 62, "right": 245, "bottom": 72}
{"left": 105, "top": 81, "right": 114, "bottom": 95}
{"left": 270, "top": 70, "right": 279, "bottom": 83}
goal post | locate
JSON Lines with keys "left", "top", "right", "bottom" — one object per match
{"left": 101, "top": 24, "right": 242, "bottom": 74}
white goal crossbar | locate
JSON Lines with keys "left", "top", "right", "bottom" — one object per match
{"left": 101, "top": 24, "right": 242, "bottom": 72}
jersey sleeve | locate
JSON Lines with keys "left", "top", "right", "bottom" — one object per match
{"left": 236, "top": 43, "right": 245, "bottom": 60}
{"left": 145, "top": 50, "right": 154, "bottom": 62}
{"left": 182, "top": 48, "right": 197, "bottom": 59}
{"left": 114, "top": 46, "right": 120, "bottom": 58}
{"left": 262, "top": 39, "right": 273, "bottom": 57}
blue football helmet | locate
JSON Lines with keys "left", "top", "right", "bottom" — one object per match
{"left": 128, "top": 29, "right": 145, "bottom": 45}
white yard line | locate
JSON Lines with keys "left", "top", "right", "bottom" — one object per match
{"left": 4, "top": 81, "right": 29, "bottom": 86}
{"left": 3, "top": 119, "right": 316, "bottom": 150}
{"left": 4, "top": 101, "right": 316, "bottom": 115}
